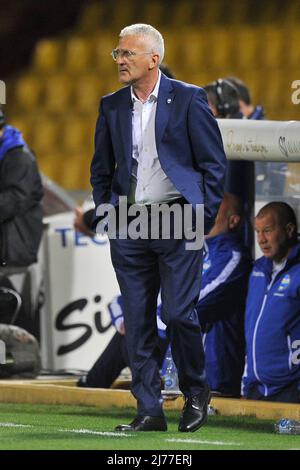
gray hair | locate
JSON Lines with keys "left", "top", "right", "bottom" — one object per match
{"left": 119, "top": 23, "right": 164, "bottom": 65}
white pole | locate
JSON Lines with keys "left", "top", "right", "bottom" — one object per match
{"left": 218, "top": 119, "right": 300, "bottom": 162}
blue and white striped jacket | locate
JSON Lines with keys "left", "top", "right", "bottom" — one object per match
{"left": 197, "top": 232, "right": 252, "bottom": 396}
{"left": 243, "top": 243, "right": 300, "bottom": 398}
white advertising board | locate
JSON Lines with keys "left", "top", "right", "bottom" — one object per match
{"left": 41, "top": 212, "right": 119, "bottom": 371}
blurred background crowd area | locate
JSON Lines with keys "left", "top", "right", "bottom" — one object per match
{"left": 1, "top": 0, "right": 300, "bottom": 191}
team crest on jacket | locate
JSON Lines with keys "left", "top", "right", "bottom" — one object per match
{"left": 202, "top": 259, "right": 211, "bottom": 273}
{"left": 278, "top": 274, "right": 290, "bottom": 291}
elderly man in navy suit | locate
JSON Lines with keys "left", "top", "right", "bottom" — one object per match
{"left": 91, "top": 24, "right": 226, "bottom": 432}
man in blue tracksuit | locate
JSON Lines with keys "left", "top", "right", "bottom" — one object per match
{"left": 196, "top": 192, "right": 252, "bottom": 397}
{"left": 243, "top": 202, "right": 300, "bottom": 403}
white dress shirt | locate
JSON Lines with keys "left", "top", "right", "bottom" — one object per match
{"left": 128, "top": 70, "right": 181, "bottom": 204}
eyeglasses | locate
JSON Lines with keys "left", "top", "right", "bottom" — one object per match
{"left": 111, "top": 49, "right": 153, "bottom": 61}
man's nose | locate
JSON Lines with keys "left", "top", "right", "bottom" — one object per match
{"left": 116, "top": 55, "right": 125, "bottom": 65}
{"left": 258, "top": 232, "right": 266, "bottom": 244}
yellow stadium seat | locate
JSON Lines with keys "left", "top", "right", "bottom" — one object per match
{"left": 229, "top": 0, "right": 249, "bottom": 24}
{"left": 57, "top": 155, "right": 87, "bottom": 190}
{"left": 232, "top": 27, "right": 260, "bottom": 71}
{"left": 276, "top": 0, "right": 300, "bottom": 25}
{"left": 14, "top": 75, "right": 42, "bottom": 109}
{"left": 179, "top": 30, "right": 207, "bottom": 73}
{"left": 188, "top": 70, "right": 217, "bottom": 87}
{"left": 78, "top": 159, "right": 92, "bottom": 190}
{"left": 73, "top": 74, "right": 102, "bottom": 112}
{"left": 278, "top": 107, "right": 300, "bottom": 121}
{"left": 37, "top": 153, "right": 63, "bottom": 183}
{"left": 88, "top": 111, "right": 99, "bottom": 130}
{"left": 43, "top": 74, "right": 73, "bottom": 113}
{"left": 31, "top": 118, "right": 60, "bottom": 155}
{"left": 101, "top": 73, "right": 122, "bottom": 96}
{"left": 86, "top": 112, "right": 98, "bottom": 147}
{"left": 207, "top": 28, "right": 234, "bottom": 70}
{"left": 260, "top": 27, "right": 285, "bottom": 69}
{"left": 9, "top": 116, "right": 32, "bottom": 144}
{"left": 169, "top": 1, "right": 192, "bottom": 27}
{"left": 93, "top": 33, "right": 116, "bottom": 73}
{"left": 161, "top": 30, "right": 179, "bottom": 68}
{"left": 38, "top": 152, "right": 77, "bottom": 188}
{"left": 142, "top": 1, "right": 165, "bottom": 26}
{"left": 65, "top": 37, "right": 93, "bottom": 72}
{"left": 198, "top": 0, "right": 224, "bottom": 26}
{"left": 110, "top": 0, "right": 136, "bottom": 29}
{"left": 78, "top": 2, "right": 105, "bottom": 32}
{"left": 62, "top": 118, "right": 92, "bottom": 154}
{"left": 285, "top": 28, "right": 300, "bottom": 68}
{"left": 34, "top": 39, "right": 63, "bottom": 71}
{"left": 261, "top": 70, "right": 286, "bottom": 114}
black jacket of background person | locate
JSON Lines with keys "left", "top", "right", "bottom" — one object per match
{"left": 0, "top": 140, "right": 43, "bottom": 267}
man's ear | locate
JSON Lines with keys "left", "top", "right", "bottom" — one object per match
{"left": 286, "top": 222, "right": 295, "bottom": 239}
{"left": 149, "top": 53, "right": 159, "bottom": 69}
{"left": 228, "top": 214, "right": 240, "bottom": 230}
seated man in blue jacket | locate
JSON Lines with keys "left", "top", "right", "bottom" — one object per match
{"left": 243, "top": 202, "right": 300, "bottom": 403}
{"left": 197, "top": 192, "right": 252, "bottom": 397}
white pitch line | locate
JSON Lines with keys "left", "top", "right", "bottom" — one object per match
{"left": 58, "top": 428, "right": 133, "bottom": 437}
{"left": 3, "top": 422, "right": 242, "bottom": 445}
{"left": 0, "top": 422, "right": 32, "bottom": 428}
{"left": 166, "top": 438, "right": 241, "bottom": 446}
{"left": 0, "top": 422, "right": 132, "bottom": 437}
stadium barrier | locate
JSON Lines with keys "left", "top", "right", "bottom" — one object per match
{"left": 218, "top": 119, "right": 300, "bottom": 162}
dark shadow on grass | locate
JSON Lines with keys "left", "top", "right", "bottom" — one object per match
{"left": 59, "top": 408, "right": 135, "bottom": 420}
{"left": 207, "top": 415, "right": 273, "bottom": 433}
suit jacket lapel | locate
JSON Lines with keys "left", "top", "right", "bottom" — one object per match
{"left": 155, "top": 74, "right": 175, "bottom": 150}
{"left": 118, "top": 87, "right": 132, "bottom": 173}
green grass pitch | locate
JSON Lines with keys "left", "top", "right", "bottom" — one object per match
{"left": 0, "top": 403, "right": 299, "bottom": 450}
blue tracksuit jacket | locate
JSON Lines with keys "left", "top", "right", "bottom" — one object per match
{"left": 108, "top": 294, "right": 166, "bottom": 339}
{"left": 196, "top": 232, "right": 252, "bottom": 396}
{"left": 243, "top": 243, "right": 300, "bottom": 398}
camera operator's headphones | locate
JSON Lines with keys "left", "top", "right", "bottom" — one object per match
{"left": 213, "top": 79, "right": 240, "bottom": 118}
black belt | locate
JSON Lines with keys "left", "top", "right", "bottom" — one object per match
{"left": 143, "top": 197, "right": 186, "bottom": 209}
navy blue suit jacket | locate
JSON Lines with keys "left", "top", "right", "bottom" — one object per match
{"left": 91, "top": 73, "right": 227, "bottom": 234}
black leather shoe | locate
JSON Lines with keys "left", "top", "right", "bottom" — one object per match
{"left": 178, "top": 384, "right": 211, "bottom": 432}
{"left": 115, "top": 415, "right": 167, "bottom": 432}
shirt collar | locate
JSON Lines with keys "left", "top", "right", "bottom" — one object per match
{"left": 131, "top": 69, "right": 161, "bottom": 104}
{"left": 272, "top": 259, "right": 287, "bottom": 273}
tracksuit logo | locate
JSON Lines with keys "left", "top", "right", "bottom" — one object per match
{"left": 278, "top": 274, "right": 290, "bottom": 291}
